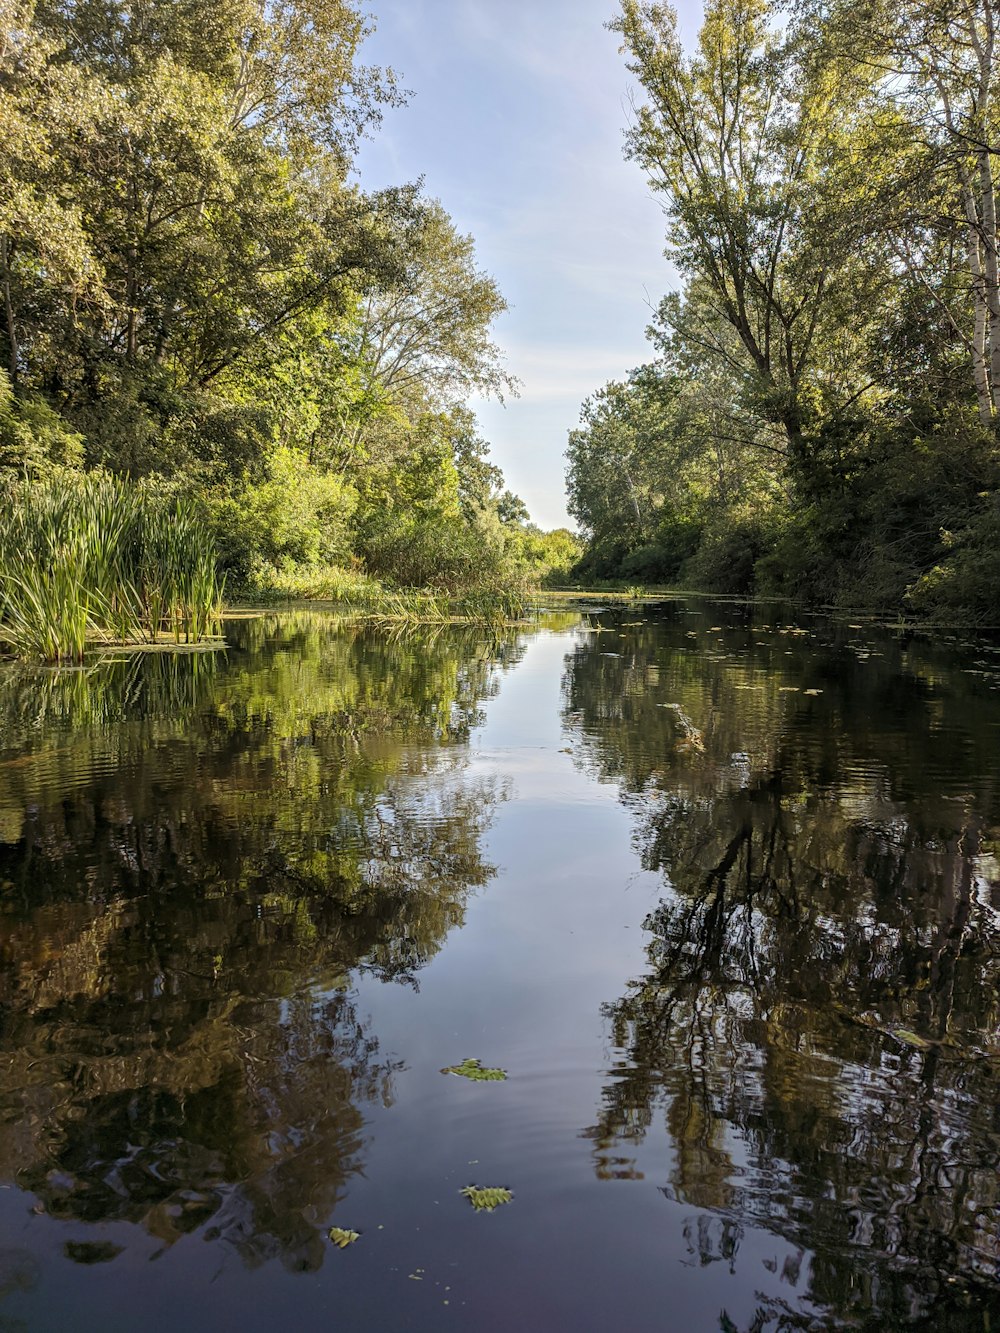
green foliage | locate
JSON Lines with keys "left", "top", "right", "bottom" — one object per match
{"left": 0, "top": 373, "right": 84, "bottom": 473}
{"left": 0, "top": 2, "right": 528, "bottom": 600}
{"left": 459, "top": 1186, "right": 513, "bottom": 1212}
{"left": 507, "top": 526, "right": 584, "bottom": 586}
{"left": 360, "top": 512, "right": 521, "bottom": 597}
{"left": 441, "top": 1058, "right": 507, "bottom": 1081}
{"left": 211, "top": 447, "right": 357, "bottom": 587}
{"left": 905, "top": 492, "right": 1000, "bottom": 624}
{"left": 244, "top": 563, "right": 381, "bottom": 605}
{"left": 756, "top": 419, "right": 997, "bottom": 610}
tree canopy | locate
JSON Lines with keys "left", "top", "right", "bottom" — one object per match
{"left": 565, "top": 0, "right": 1000, "bottom": 618}
{"left": 0, "top": 0, "right": 576, "bottom": 600}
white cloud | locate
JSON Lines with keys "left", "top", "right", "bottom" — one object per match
{"left": 490, "top": 343, "right": 648, "bottom": 403}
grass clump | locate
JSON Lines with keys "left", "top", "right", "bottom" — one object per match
{"left": 241, "top": 561, "right": 382, "bottom": 605}
{"left": 242, "top": 562, "right": 528, "bottom": 627}
{"left": 0, "top": 471, "right": 222, "bottom": 661}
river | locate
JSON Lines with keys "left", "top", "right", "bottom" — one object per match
{"left": 1, "top": 599, "right": 999, "bottom": 1331}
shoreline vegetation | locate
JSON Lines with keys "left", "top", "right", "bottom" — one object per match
{"left": 0, "top": 0, "right": 581, "bottom": 664}
{"left": 0, "top": 472, "right": 223, "bottom": 662}
{"left": 0, "top": 474, "right": 550, "bottom": 663}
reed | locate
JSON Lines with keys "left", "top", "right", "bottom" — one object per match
{"left": 0, "top": 472, "right": 223, "bottom": 661}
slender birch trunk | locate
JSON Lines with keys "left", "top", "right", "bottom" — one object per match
{"left": 960, "top": 180, "right": 994, "bottom": 423}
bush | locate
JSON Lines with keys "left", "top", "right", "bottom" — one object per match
{"left": 211, "top": 446, "right": 357, "bottom": 587}
{"left": 758, "top": 416, "right": 997, "bottom": 612}
{"left": 905, "top": 492, "right": 1000, "bottom": 623}
{"left": 360, "top": 513, "right": 517, "bottom": 593}
{"left": 506, "top": 526, "right": 584, "bottom": 586}
{"left": 682, "top": 506, "right": 777, "bottom": 594}
{"left": 0, "top": 372, "right": 84, "bottom": 472}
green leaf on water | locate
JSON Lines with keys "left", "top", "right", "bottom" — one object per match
{"left": 460, "top": 1186, "right": 513, "bottom": 1212}
{"left": 328, "top": 1227, "right": 361, "bottom": 1248}
{"left": 441, "top": 1057, "right": 506, "bottom": 1082}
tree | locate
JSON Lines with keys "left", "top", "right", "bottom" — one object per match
{"left": 0, "top": 0, "right": 403, "bottom": 474}
{"left": 611, "top": 0, "right": 888, "bottom": 450}
{"left": 322, "top": 194, "right": 517, "bottom": 464}
{"left": 567, "top": 366, "right": 679, "bottom": 546}
{"left": 813, "top": 0, "right": 1000, "bottom": 424}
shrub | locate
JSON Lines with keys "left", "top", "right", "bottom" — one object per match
{"left": 211, "top": 446, "right": 357, "bottom": 587}
{"left": 360, "top": 513, "right": 517, "bottom": 594}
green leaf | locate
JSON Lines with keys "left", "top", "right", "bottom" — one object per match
{"left": 328, "top": 1227, "right": 361, "bottom": 1248}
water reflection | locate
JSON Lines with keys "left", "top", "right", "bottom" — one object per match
{"left": 569, "top": 603, "right": 1000, "bottom": 1328}
{"left": 0, "top": 613, "right": 523, "bottom": 1269}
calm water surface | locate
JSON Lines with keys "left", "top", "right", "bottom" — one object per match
{"left": 1, "top": 600, "right": 1000, "bottom": 1331}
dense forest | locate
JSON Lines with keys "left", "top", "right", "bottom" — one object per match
{"left": 0, "top": 0, "right": 579, "bottom": 613}
{"left": 567, "top": 0, "right": 1000, "bottom": 621}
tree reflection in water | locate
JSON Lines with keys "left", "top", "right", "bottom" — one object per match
{"left": 0, "top": 614, "right": 522, "bottom": 1270}
{"left": 569, "top": 604, "right": 1000, "bottom": 1328}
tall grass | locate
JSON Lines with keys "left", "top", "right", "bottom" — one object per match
{"left": 0, "top": 472, "right": 223, "bottom": 661}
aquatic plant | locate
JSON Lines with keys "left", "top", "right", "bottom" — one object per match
{"left": 0, "top": 472, "right": 222, "bottom": 660}
{"left": 441, "top": 1058, "right": 507, "bottom": 1081}
{"left": 460, "top": 1186, "right": 512, "bottom": 1212}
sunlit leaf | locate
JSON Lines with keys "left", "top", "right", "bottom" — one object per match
{"left": 329, "top": 1227, "right": 361, "bottom": 1248}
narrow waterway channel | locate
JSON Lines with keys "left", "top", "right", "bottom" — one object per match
{"left": 1, "top": 599, "right": 999, "bottom": 1331}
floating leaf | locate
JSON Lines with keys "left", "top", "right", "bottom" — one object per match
{"left": 328, "top": 1227, "right": 361, "bottom": 1248}
{"left": 890, "top": 1028, "right": 932, "bottom": 1050}
{"left": 460, "top": 1186, "right": 512, "bottom": 1212}
{"left": 441, "top": 1058, "right": 506, "bottom": 1082}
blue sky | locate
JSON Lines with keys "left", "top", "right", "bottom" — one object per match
{"left": 353, "top": 0, "right": 702, "bottom": 530}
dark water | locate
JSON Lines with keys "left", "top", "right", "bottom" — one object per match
{"left": 1, "top": 602, "right": 1000, "bottom": 1331}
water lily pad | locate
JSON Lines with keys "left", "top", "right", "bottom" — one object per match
{"left": 460, "top": 1186, "right": 512, "bottom": 1212}
{"left": 441, "top": 1058, "right": 506, "bottom": 1082}
{"left": 328, "top": 1227, "right": 361, "bottom": 1248}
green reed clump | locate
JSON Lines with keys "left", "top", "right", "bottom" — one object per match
{"left": 0, "top": 472, "right": 222, "bottom": 661}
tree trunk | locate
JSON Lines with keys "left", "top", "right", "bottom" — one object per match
{"left": 960, "top": 181, "right": 994, "bottom": 423}
{"left": 0, "top": 235, "right": 18, "bottom": 384}
{"left": 979, "top": 150, "right": 1000, "bottom": 416}
{"left": 125, "top": 244, "right": 138, "bottom": 362}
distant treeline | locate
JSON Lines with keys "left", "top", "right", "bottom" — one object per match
{"left": 566, "top": 0, "right": 1000, "bottom": 622}
{"left": 0, "top": 0, "right": 578, "bottom": 598}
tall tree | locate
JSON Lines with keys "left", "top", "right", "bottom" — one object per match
{"left": 611, "top": 0, "right": 886, "bottom": 450}
{"left": 816, "top": 0, "right": 1000, "bottom": 423}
